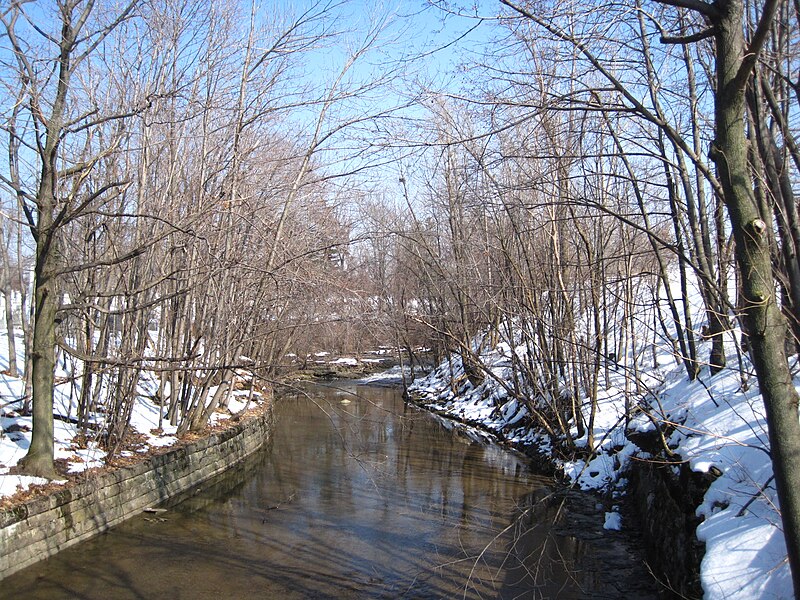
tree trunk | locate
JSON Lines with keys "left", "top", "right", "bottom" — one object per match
{"left": 712, "top": 0, "right": 800, "bottom": 593}
{"left": 8, "top": 0, "right": 77, "bottom": 479}
{"left": 3, "top": 289, "right": 18, "bottom": 377}
{"left": 17, "top": 230, "right": 58, "bottom": 479}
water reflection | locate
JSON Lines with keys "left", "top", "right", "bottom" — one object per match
{"left": 1, "top": 381, "right": 652, "bottom": 599}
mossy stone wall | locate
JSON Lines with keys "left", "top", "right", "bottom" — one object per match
{"left": 0, "top": 406, "right": 273, "bottom": 580}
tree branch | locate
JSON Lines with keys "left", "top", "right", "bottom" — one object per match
{"left": 736, "top": 0, "right": 781, "bottom": 88}
{"left": 661, "top": 26, "right": 716, "bottom": 44}
{"left": 653, "top": 0, "right": 719, "bottom": 18}
{"left": 499, "top": 0, "right": 724, "bottom": 199}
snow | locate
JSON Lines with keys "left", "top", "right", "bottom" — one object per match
{"left": 0, "top": 473, "right": 54, "bottom": 497}
{"left": 357, "top": 365, "right": 413, "bottom": 385}
{"left": 330, "top": 357, "right": 359, "bottom": 366}
{"left": 604, "top": 511, "right": 622, "bottom": 531}
{"left": 127, "top": 396, "right": 178, "bottom": 447}
{"left": 407, "top": 305, "right": 794, "bottom": 599}
{"left": 0, "top": 330, "right": 264, "bottom": 502}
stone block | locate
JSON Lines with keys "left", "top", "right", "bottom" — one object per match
{"left": 0, "top": 406, "right": 273, "bottom": 581}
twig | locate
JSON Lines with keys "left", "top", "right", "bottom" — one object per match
{"left": 737, "top": 475, "right": 775, "bottom": 518}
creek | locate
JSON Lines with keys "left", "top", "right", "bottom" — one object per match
{"left": 0, "top": 381, "right": 660, "bottom": 599}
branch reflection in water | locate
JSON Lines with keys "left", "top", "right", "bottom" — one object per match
{"left": 2, "top": 381, "right": 656, "bottom": 599}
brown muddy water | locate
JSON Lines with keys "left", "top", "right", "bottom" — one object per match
{"left": 1, "top": 381, "right": 660, "bottom": 599}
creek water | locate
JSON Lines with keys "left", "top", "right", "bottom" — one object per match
{"left": 1, "top": 381, "right": 659, "bottom": 599}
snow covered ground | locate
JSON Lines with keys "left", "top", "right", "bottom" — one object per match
{"left": 0, "top": 331, "right": 259, "bottom": 502}
{"left": 408, "top": 334, "right": 793, "bottom": 599}
{"left": 357, "top": 364, "right": 416, "bottom": 385}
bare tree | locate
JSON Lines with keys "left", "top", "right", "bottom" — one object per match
{"left": 485, "top": 0, "right": 800, "bottom": 592}
{"left": 0, "top": 0, "right": 139, "bottom": 478}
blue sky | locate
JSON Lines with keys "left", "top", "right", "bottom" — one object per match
{"left": 274, "top": 1, "right": 504, "bottom": 185}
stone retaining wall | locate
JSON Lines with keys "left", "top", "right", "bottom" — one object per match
{"left": 627, "top": 458, "right": 707, "bottom": 598}
{"left": 410, "top": 397, "right": 706, "bottom": 595}
{"left": 0, "top": 405, "right": 273, "bottom": 581}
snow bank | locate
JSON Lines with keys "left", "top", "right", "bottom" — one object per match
{"left": 408, "top": 334, "right": 793, "bottom": 599}
{"left": 0, "top": 331, "right": 265, "bottom": 502}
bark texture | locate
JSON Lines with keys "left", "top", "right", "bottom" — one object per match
{"left": 711, "top": 0, "right": 800, "bottom": 593}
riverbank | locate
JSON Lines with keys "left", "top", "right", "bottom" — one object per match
{"left": 0, "top": 339, "right": 401, "bottom": 504}
{"left": 407, "top": 341, "right": 792, "bottom": 599}
{"left": 1, "top": 379, "right": 663, "bottom": 599}
{"left": 0, "top": 400, "right": 273, "bottom": 580}
{"left": 407, "top": 390, "right": 688, "bottom": 593}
